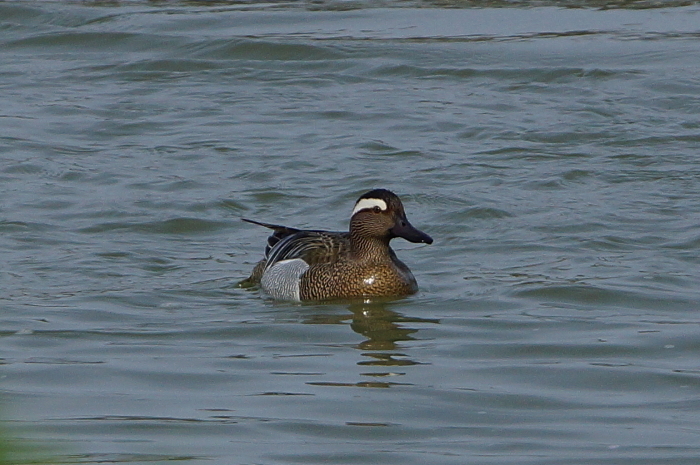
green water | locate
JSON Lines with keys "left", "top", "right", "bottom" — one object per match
{"left": 2, "top": 1, "right": 700, "bottom": 464}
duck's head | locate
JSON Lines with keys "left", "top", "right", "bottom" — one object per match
{"left": 350, "top": 189, "right": 433, "bottom": 244}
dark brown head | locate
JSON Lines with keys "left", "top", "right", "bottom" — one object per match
{"left": 349, "top": 189, "right": 433, "bottom": 245}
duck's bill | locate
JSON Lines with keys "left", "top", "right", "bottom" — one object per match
{"left": 391, "top": 219, "right": 433, "bottom": 244}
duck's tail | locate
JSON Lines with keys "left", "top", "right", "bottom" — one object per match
{"left": 242, "top": 218, "right": 301, "bottom": 257}
{"left": 242, "top": 218, "right": 297, "bottom": 234}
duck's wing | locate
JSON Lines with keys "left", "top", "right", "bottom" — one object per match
{"left": 265, "top": 230, "right": 350, "bottom": 270}
{"left": 243, "top": 218, "right": 350, "bottom": 269}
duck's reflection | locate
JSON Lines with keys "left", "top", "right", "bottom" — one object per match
{"left": 303, "top": 298, "right": 439, "bottom": 370}
{"left": 349, "top": 301, "right": 418, "bottom": 351}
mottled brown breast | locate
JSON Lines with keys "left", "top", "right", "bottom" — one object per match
{"left": 298, "top": 259, "right": 418, "bottom": 301}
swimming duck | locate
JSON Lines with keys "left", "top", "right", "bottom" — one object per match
{"left": 241, "top": 188, "right": 433, "bottom": 301}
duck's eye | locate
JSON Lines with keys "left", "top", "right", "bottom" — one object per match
{"left": 372, "top": 206, "right": 382, "bottom": 213}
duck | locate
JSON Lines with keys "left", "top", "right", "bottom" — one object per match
{"left": 241, "top": 188, "right": 433, "bottom": 301}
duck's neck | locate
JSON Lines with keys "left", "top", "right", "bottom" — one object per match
{"left": 349, "top": 229, "right": 391, "bottom": 261}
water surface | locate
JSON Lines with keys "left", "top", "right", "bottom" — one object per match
{"left": 2, "top": 1, "right": 700, "bottom": 464}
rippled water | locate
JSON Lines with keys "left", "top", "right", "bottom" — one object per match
{"left": 2, "top": 1, "right": 700, "bottom": 464}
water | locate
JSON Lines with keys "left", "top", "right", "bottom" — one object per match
{"left": 2, "top": 1, "right": 700, "bottom": 464}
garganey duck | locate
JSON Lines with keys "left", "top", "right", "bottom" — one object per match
{"left": 242, "top": 189, "right": 433, "bottom": 301}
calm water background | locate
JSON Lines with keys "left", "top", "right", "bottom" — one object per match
{"left": 2, "top": 1, "right": 700, "bottom": 464}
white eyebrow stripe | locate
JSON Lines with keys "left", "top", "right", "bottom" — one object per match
{"left": 352, "top": 198, "right": 387, "bottom": 216}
